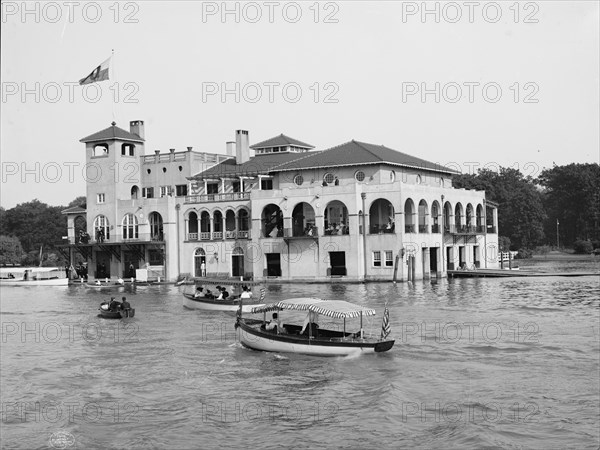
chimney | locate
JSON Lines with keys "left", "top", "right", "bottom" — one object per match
{"left": 130, "top": 120, "right": 145, "bottom": 140}
{"left": 170, "top": 148, "right": 175, "bottom": 161}
{"left": 226, "top": 141, "right": 235, "bottom": 156}
{"left": 235, "top": 130, "right": 249, "bottom": 164}
{"left": 154, "top": 149, "right": 160, "bottom": 163}
{"left": 187, "top": 146, "right": 193, "bottom": 152}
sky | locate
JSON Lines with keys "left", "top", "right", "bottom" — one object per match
{"left": 1, "top": 1, "right": 599, "bottom": 209}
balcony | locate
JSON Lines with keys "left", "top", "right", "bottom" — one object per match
{"left": 404, "top": 224, "right": 415, "bottom": 234}
{"left": 370, "top": 224, "right": 396, "bottom": 234}
{"left": 283, "top": 227, "right": 319, "bottom": 239}
{"left": 187, "top": 230, "right": 250, "bottom": 241}
{"left": 447, "top": 225, "right": 486, "bottom": 235}
{"left": 184, "top": 192, "right": 250, "bottom": 204}
{"left": 431, "top": 224, "right": 441, "bottom": 234}
{"left": 324, "top": 226, "right": 350, "bottom": 236}
{"left": 418, "top": 225, "right": 429, "bottom": 234}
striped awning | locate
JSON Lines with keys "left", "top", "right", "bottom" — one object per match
{"left": 308, "top": 300, "right": 376, "bottom": 319}
{"left": 250, "top": 297, "right": 325, "bottom": 314}
{"left": 250, "top": 298, "right": 375, "bottom": 319}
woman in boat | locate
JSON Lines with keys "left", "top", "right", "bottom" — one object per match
{"left": 240, "top": 285, "right": 253, "bottom": 299}
{"left": 265, "top": 313, "right": 283, "bottom": 333}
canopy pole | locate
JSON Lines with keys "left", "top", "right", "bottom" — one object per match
{"left": 343, "top": 317, "right": 346, "bottom": 337}
{"left": 360, "top": 312, "right": 363, "bottom": 339}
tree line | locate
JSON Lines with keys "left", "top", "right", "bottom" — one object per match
{"left": 0, "top": 163, "right": 598, "bottom": 265}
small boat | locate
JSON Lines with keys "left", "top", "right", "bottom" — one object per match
{"left": 235, "top": 298, "right": 395, "bottom": 357}
{"left": 182, "top": 281, "right": 266, "bottom": 313}
{"left": 0, "top": 267, "right": 69, "bottom": 286}
{"left": 85, "top": 282, "right": 126, "bottom": 288}
{"left": 98, "top": 302, "right": 135, "bottom": 319}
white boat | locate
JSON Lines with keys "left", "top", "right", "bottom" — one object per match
{"left": 182, "top": 282, "right": 266, "bottom": 313}
{"left": 0, "top": 267, "right": 69, "bottom": 286}
{"left": 235, "top": 298, "right": 395, "bottom": 357}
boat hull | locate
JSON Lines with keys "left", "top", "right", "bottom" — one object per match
{"left": 183, "top": 293, "right": 263, "bottom": 313}
{"left": 237, "top": 319, "right": 395, "bottom": 356}
{"left": 0, "top": 278, "right": 69, "bottom": 286}
{"left": 99, "top": 308, "right": 135, "bottom": 319}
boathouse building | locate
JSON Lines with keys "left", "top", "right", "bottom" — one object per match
{"left": 62, "top": 120, "right": 500, "bottom": 282}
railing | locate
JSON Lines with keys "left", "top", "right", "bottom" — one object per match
{"left": 261, "top": 227, "right": 284, "bottom": 238}
{"left": 370, "top": 224, "right": 396, "bottom": 234}
{"left": 187, "top": 232, "right": 198, "bottom": 241}
{"left": 419, "top": 225, "right": 429, "bottom": 233}
{"left": 448, "top": 225, "right": 485, "bottom": 235}
{"left": 184, "top": 192, "right": 251, "bottom": 203}
{"left": 236, "top": 231, "right": 250, "bottom": 239}
{"left": 324, "top": 226, "right": 349, "bottom": 236}
{"left": 487, "top": 225, "right": 497, "bottom": 234}
{"left": 212, "top": 231, "right": 223, "bottom": 240}
{"left": 404, "top": 224, "right": 415, "bottom": 233}
{"left": 431, "top": 224, "right": 441, "bottom": 233}
{"left": 200, "top": 232, "right": 211, "bottom": 240}
{"left": 284, "top": 227, "right": 319, "bottom": 238}
{"left": 73, "top": 232, "right": 165, "bottom": 244}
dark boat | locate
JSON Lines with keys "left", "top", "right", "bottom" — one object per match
{"left": 98, "top": 302, "right": 135, "bottom": 319}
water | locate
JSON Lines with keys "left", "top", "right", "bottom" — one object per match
{"left": 1, "top": 260, "right": 599, "bottom": 449}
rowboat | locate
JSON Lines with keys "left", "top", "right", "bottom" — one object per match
{"left": 98, "top": 302, "right": 135, "bottom": 319}
{"left": 235, "top": 298, "right": 395, "bottom": 357}
{"left": 0, "top": 267, "right": 68, "bottom": 286}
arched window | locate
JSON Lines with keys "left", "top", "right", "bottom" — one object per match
{"left": 188, "top": 212, "right": 198, "bottom": 240}
{"left": 131, "top": 186, "right": 139, "bottom": 199}
{"left": 93, "top": 215, "right": 110, "bottom": 242}
{"left": 418, "top": 200, "right": 429, "bottom": 233}
{"left": 238, "top": 209, "right": 249, "bottom": 232}
{"left": 443, "top": 202, "right": 452, "bottom": 232}
{"left": 225, "top": 210, "right": 236, "bottom": 239}
{"left": 122, "top": 213, "right": 138, "bottom": 240}
{"left": 404, "top": 199, "right": 416, "bottom": 233}
{"left": 93, "top": 144, "right": 108, "bottom": 157}
{"left": 431, "top": 201, "right": 441, "bottom": 233}
{"left": 291, "top": 202, "right": 316, "bottom": 236}
{"left": 149, "top": 212, "right": 163, "bottom": 241}
{"left": 261, "top": 204, "right": 283, "bottom": 238}
{"left": 194, "top": 248, "right": 206, "bottom": 277}
{"left": 370, "top": 199, "right": 395, "bottom": 234}
{"left": 466, "top": 204, "right": 474, "bottom": 230}
{"left": 200, "top": 211, "right": 211, "bottom": 240}
{"left": 324, "top": 200, "right": 349, "bottom": 235}
{"left": 121, "top": 143, "right": 135, "bottom": 156}
{"left": 213, "top": 210, "right": 223, "bottom": 232}
{"left": 454, "top": 203, "right": 464, "bottom": 232}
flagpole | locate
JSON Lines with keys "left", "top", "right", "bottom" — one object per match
{"left": 111, "top": 49, "right": 116, "bottom": 123}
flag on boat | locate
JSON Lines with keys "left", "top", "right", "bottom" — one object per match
{"left": 380, "top": 305, "right": 391, "bottom": 339}
{"left": 79, "top": 56, "right": 111, "bottom": 85}
{"left": 259, "top": 287, "right": 266, "bottom": 301}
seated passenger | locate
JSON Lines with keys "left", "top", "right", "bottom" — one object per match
{"left": 108, "top": 297, "right": 120, "bottom": 311}
{"left": 194, "top": 287, "right": 205, "bottom": 298}
{"left": 265, "top": 313, "right": 283, "bottom": 333}
{"left": 120, "top": 297, "right": 131, "bottom": 310}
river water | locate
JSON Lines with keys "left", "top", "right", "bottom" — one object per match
{"left": 1, "top": 260, "right": 599, "bottom": 449}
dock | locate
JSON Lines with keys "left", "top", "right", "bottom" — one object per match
{"left": 448, "top": 269, "right": 599, "bottom": 278}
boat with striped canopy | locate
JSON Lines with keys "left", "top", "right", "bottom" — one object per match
{"left": 235, "top": 298, "right": 395, "bottom": 356}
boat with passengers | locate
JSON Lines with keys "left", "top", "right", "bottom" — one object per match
{"left": 0, "top": 267, "right": 69, "bottom": 286}
{"left": 235, "top": 297, "right": 395, "bottom": 356}
{"left": 182, "top": 279, "right": 266, "bottom": 313}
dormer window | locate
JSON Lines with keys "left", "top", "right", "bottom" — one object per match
{"left": 93, "top": 144, "right": 108, "bottom": 157}
{"left": 121, "top": 143, "right": 135, "bottom": 156}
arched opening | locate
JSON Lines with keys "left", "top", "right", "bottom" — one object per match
{"left": 131, "top": 185, "right": 139, "bottom": 199}
{"left": 93, "top": 144, "right": 108, "bottom": 157}
{"left": 200, "top": 211, "right": 211, "bottom": 240}
{"left": 149, "top": 212, "right": 163, "bottom": 241}
{"left": 121, "top": 143, "right": 135, "bottom": 156}
{"left": 75, "top": 215, "right": 88, "bottom": 243}
{"left": 418, "top": 199, "right": 429, "bottom": 233}
{"left": 324, "top": 200, "right": 349, "bottom": 235}
{"left": 238, "top": 209, "right": 249, "bottom": 238}
{"left": 476, "top": 204, "right": 484, "bottom": 232}
{"left": 454, "top": 203, "right": 464, "bottom": 232}
{"left": 93, "top": 215, "right": 110, "bottom": 242}
{"left": 213, "top": 210, "right": 223, "bottom": 239}
{"left": 466, "top": 203, "right": 474, "bottom": 231}
{"left": 225, "top": 210, "right": 236, "bottom": 238}
{"left": 232, "top": 247, "right": 244, "bottom": 277}
{"left": 194, "top": 248, "right": 206, "bottom": 277}
{"left": 431, "top": 201, "right": 441, "bottom": 233}
{"left": 443, "top": 202, "right": 452, "bottom": 232}
{"left": 262, "top": 204, "right": 283, "bottom": 238}
{"left": 404, "top": 199, "right": 416, "bottom": 233}
{"left": 188, "top": 212, "right": 198, "bottom": 240}
{"left": 370, "top": 199, "right": 395, "bottom": 234}
{"left": 122, "top": 213, "right": 139, "bottom": 240}
{"left": 291, "top": 202, "right": 316, "bottom": 236}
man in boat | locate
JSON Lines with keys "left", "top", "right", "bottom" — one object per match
{"left": 300, "top": 311, "right": 319, "bottom": 337}
{"left": 108, "top": 297, "right": 120, "bottom": 311}
{"left": 194, "top": 286, "right": 205, "bottom": 298}
{"left": 265, "top": 313, "right": 284, "bottom": 334}
{"left": 120, "top": 297, "right": 131, "bottom": 311}
{"left": 240, "top": 285, "right": 253, "bottom": 299}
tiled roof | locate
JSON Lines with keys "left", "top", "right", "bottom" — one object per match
{"left": 80, "top": 122, "right": 144, "bottom": 143}
{"left": 250, "top": 134, "right": 314, "bottom": 150}
{"left": 188, "top": 152, "right": 309, "bottom": 180}
{"left": 61, "top": 205, "right": 86, "bottom": 215}
{"left": 272, "top": 140, "right": 458, "bottom": 174}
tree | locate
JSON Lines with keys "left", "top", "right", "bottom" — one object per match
{"left": 537, "top": 163, "right": 600, "bottom": 246}
{"left": 0, "top": 199, "right": 67, "bottom": 253}
{"left": 68, "top": 196, "right": 87, "bottom": 209}
{"left": 0, "top": 235, "right": 24, "bottom": 265}
{"left": 453, "top": 167, "right": 546, "bottom": 249}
